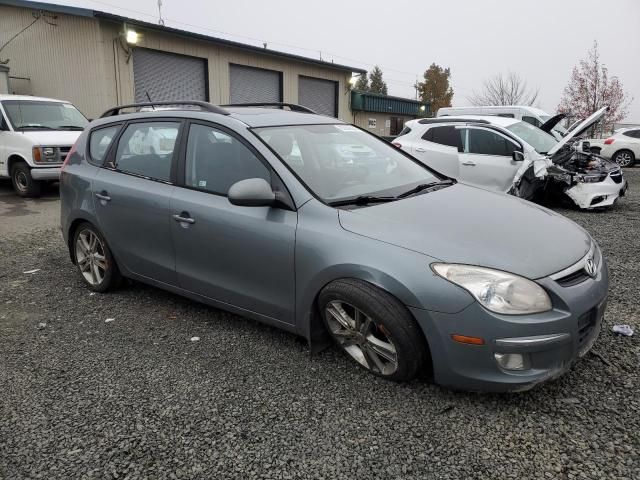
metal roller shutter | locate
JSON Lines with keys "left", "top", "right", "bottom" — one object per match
{"left": 229, "top": 65, "right": 281, "bottom": 104}
{"left": 298, "top": 76, "right": 338, "bottom": 117}
{"left": 132, "top": 48, "right": 207, "bottom": 103}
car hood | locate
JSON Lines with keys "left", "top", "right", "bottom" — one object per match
{"left": 548, "top": 107, "right": 608, "bottom": 156}
{"left": 12, "top": 130, "right": 81, "bottom": 146}
{"left": 338, "top": 184, "right": 591, "bottom": 279}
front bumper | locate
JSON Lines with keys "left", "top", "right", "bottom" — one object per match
{"left": 565, "top": 175, "right": 627, "bottom": 209}
{"left": 411, "top": 257, "right": 609, "bottom": 393}
{"left": 30, "top": 166, "right": 62, "bottom": 181}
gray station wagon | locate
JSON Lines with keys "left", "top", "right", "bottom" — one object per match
{"left": 60, "top": 101, "right": 608, "bottom": 392}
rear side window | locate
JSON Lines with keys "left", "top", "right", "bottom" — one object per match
{"left": 89, "top": 125, "right": 119, "bottom": 165}
{"left": 423, "top": 126, "right": 463, "bottom": 151}
{"left": 397, "top": 126, "right": 412, "bottom": 137}
{"left": 466, "top": 128, "right": 518, "bottom": 156}
{"left": 184, "top": 123, "right": 270, "bottom": 195}
{"left": 496, "top": 113, "right": 515, "bottom": 118}
{"left": 522, "top": 116, "right": 541, "bottom": 127}
{"left": 113, "top": 122, "right": 180, "bottom": 182}
{"left": 622, "top": 130, "right": 640, "bottom": 139}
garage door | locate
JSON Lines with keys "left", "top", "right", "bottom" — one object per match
{"left": 132, "top": 48, "right": 207, "bottom": 103}
{"left": 229, "top": 65, "right": 281, "bottom": 104}
{"left": 298, "top": 76, "right": 337, "bottom": 117}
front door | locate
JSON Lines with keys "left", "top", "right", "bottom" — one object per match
{"left": 92, "top": 120, "right": 182, "bottom": 285}
{"left": 171, "top": 122, "right": 297, "bottom": 324}
{"left": 457, "top": 126, "right": 522, "bottom": 192}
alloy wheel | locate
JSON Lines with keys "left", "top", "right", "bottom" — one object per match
{"left": 614, "top": 151, "right": 633, "bottom": 167}
{"left": 324, "top": 300, "right": 398, "bottom": 375}
{"left": 75, "top": 229, "right": 107, "bottom": 286}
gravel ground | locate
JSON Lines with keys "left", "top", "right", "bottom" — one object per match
{"left": 0, "top": 172, "right": 638, "bottom": 480}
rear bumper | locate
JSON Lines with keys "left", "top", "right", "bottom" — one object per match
{"left": 31, "top": 167, "right": 61, "bottom": 180}
{"left": 410, "top": 258, "right": 609, "bottom": 393}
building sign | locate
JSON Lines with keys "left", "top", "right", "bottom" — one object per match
{"left": 368, "top": 118, "right": 377, "bottom": 129}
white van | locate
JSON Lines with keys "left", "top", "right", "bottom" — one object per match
{"left": 0, "top": 95, "right": 88, "bottom": 197}
{"left": 437, "top": 105, "right": 567, "bottom": 139}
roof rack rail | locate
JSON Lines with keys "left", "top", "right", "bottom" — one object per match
{"left": 100, "top": 101, "right": 229, "bottom": 118}
{"left": 221, "top": 102, "right": 317, "bottom": 114}
{"left": 418, "top": 118, "right": 490, "bottom": 125}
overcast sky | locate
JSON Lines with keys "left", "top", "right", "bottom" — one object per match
{"left": 60, "top": 0, "right": 640, "bottom": 121}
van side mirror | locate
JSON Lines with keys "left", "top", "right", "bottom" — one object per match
{"left": 512, "top": 151, "right": 525, "bottom": 162}
{"left": 581, "top": 141, "right": 591, "bottom": 152}
{"left": 228, "top": 178, "right": 276, "bottom": 207}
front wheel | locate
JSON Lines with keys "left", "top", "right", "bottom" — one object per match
{"left": 318, "top": 279, "right": 427, "bottom": 382}
{"left": 73, "top": 223, "right": 122, "bottom": 292}
{"left": 613, "top": 150, "right": 635, "bottom": 168}
{"left": 10, "top": 162, "right": 42, "bottom": 197}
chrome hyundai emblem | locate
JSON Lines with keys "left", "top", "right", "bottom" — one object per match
{"left": 585, "top": 257, "right": 597, "bottom": 278}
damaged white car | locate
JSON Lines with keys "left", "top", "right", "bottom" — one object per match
{"left": 395, "top": 107, "right": 627, "bottom": 209}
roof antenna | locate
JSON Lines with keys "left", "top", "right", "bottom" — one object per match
{"left": 157, "top": 0, "right": 165, "bottom": 26}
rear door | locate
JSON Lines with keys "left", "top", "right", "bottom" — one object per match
{"left": 457, "top": 126, "right": 522, "bottom": 192}
{"left": 170, "top": 121, "right": 297, "bottom": 324}
{"left": 412, "top": 125, "right": 462, "bottom": 177}
{"left": 92, "top": 119, "right": 182, "bottom": 285}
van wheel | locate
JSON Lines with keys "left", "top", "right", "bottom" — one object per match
{"left": 318, "top": 279, "right": 427, "bottom": 382}
{"left": 73, "top": 223, "right": 122, "bottom": 292}
{"left": 11, "top": 162, "right": 42, "bottom": 197}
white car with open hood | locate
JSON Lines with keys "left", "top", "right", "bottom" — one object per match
{"left": 394, "top": 107, "right": 627, "bottom": 209}
{"left": 0, "top": 94, "right": 88, "bottom": 197}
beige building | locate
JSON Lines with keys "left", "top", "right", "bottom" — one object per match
{"left": 0, "top": 0, "right": 365, "bottom": 120}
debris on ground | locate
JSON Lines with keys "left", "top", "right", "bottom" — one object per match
{"left": 612, "top": 324, "right": 634, "bottom": 337}
{"left": 23, "top": 269, "right": 41, "bottom": 274}
{"left": 105, "top": 318, "right": 115, "bottom": 323}
{"left": 190, "top": 336, "right": 200, "bottom": 342}
{"left": 37, "top": 322, "right": 47, "bottom": 330}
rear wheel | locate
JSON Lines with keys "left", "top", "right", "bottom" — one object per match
{"left": 318, "top": 279, "right": 427, "bottom": 382}
{"left": 10, "top": 162, "right": 42, "bottom": 197}
{"left": 613, "top": 150, "right": 635, "bottom": 168}
{"left": 73, "top": 223, "right": 122, "bottom": 292}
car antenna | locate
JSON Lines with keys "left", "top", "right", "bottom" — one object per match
{"left": 145, "top": 91, "right": 156, "bottom": 111}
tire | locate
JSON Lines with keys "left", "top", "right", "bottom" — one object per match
{"left": 10, "top": 162, "right": 42, "bottom": 197}
{"left": 72, "top": 222, "right": 122, "bottom": 292}
{"left": 318, "top": 279, "right": 427, "bottom": 382}
{"left": 612, "top": 150, "right": 635, "bottom": 168}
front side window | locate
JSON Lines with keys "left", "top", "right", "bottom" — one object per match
{"left": 255, "top": 124, "right": 441, "bottom": 203}
{"left": 89, "top": 126, "right": 120, "bottom": 164}
{"left": 185, "top": 124, "right": 270, "bottom": 195}
{"left": 1, "top": 100, "right": 88, "bottom": 131}
{"left": 464, "top": 128, "right": 519, "bottom": 156}
{"left": 506, "top": 121, "right": 558, "bottom": 154}
{"left": 113, "top": 122, "right": 180, "bottom": 182}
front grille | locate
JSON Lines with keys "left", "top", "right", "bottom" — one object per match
{"left": 577, "top": 308, "right": 597, "bottom": 348}
{"left": 556, "top": 269, "right": 591, "bottom": 287}
{"left": 610, "top": 171, "right": 623, "bottom": 184}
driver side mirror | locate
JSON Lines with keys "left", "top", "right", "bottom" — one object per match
{"left": 581, "top": 141, "right": 591, "bottom": 152}
{"left": 512, "top": 151, "right": 525, "bottom": 162}
{"left": 228, "top": 178, "right": 276, "bottom": 207}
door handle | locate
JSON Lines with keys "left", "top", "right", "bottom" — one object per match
{"left": 415, "top": 147, "right": 427, "bottom": 153}
{"left": 95, "top": 192, "right": 111, "bottom": 201}
{"left": 461, "top": 161, "right": 476, "bottom": 166}
{"left": 172, "top": 213, "right": 195, "bottom": 224}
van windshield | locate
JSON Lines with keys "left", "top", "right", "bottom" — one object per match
{"left": 2, "top": 100, "right": 88, "bottom": 131}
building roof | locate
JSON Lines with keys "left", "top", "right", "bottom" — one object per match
{"left": 0, "top": 0, "right": 366, "bottom": 74}
{"left": 351, "top": 90, "right": 430, "bottom": 117}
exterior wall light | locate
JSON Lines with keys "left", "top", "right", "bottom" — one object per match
{"left": 126, "top": 29, "right": 139, "bottom": 44}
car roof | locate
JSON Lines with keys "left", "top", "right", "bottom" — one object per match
{"left": 408, "top": 115, "right": 519, "bottom": 128}
{"left": 0, "top": 94, "right": 70, "bottom": 103}
{"left": 91, "top": 106, "right": 344, "bottom": 129}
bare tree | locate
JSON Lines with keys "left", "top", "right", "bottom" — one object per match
{"left": 468, "top": 72, "right": 539, "bottom": 106}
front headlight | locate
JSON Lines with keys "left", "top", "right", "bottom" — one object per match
{"left": 432, "top": 264, "right": 552, "bottom": 315}
{"left": 32, "top": 146, "right": 61, "bottom": 164}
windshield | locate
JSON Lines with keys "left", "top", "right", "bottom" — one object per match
{"left": 254, "top": 124, "right": 441, "bottom": 203}
{"left": 2, "top": 100, "right": 88, "bottom": 131}
{"left": 506, "top": 121, "right": 558, "bottom": 154}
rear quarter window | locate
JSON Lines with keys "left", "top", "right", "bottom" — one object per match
{"left": 89, "top": 125, "right": 120, "bottom": 165}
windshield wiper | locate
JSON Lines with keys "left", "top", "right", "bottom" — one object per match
{"left": 328, "top": 195, "right": 397, "bottom": 207}
{"left": 16, "top": 125, "right": 55, "bottom": 130}
{"left": 56, "top": 125, "right": 85, "bottom": 130}
{"left": 396, "top": 179, "right": 455, "bottom": 199}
